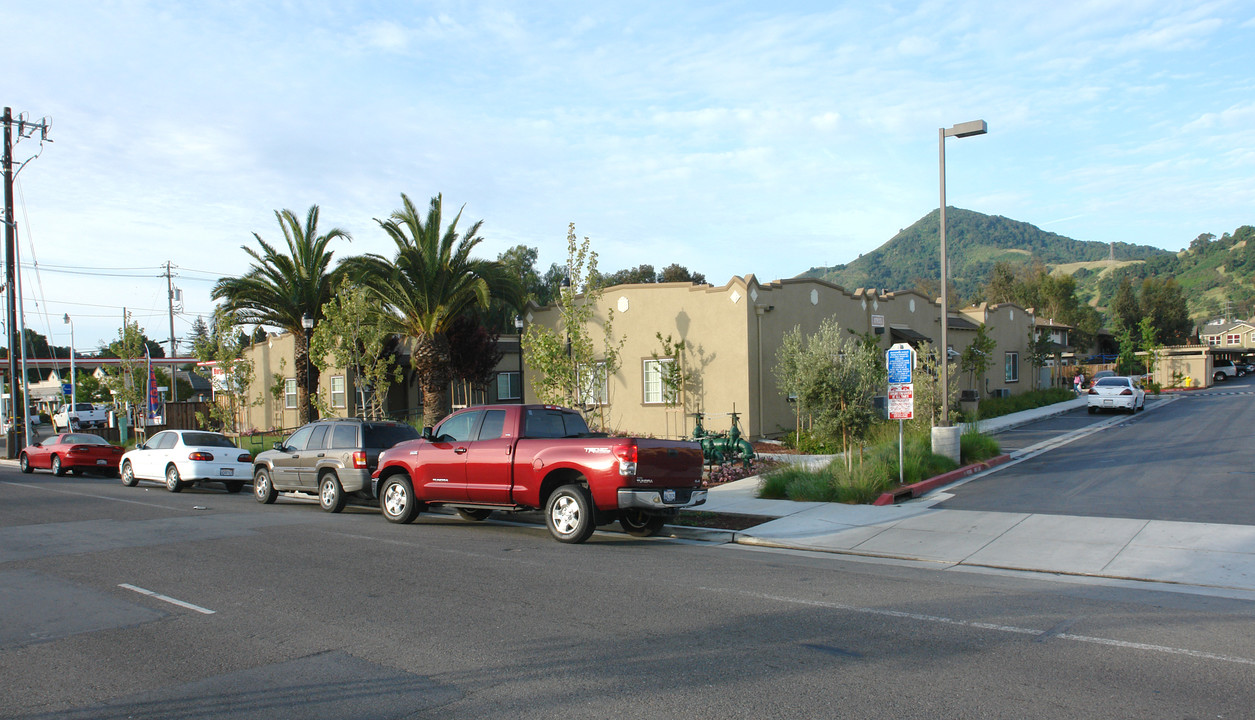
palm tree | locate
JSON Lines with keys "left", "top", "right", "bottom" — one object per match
{"left": 342, "top": 193, "right": 522, "bottom": 427}
{"left": 211, "top": 205, "right": 351, "bottom": 425}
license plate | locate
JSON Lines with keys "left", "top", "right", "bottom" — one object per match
{"left": 663, "top": 489, "right": 676, "bottom": 502}
{"left": 220, "top": 468, "right": 234, "bottom": 476}
{"left": 1103, "top": 400, "right": 1113, "bottom": 406}
{"left": 96, "top": 459, "right": 107, "bottom": 465}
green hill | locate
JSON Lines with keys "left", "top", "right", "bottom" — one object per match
{"left": 801, "top": 208, "right": 1170, "bottom": 301}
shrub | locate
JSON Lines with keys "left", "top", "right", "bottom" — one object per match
{"left": 958, "top": 387, "right": 1073, "bottom": 422}
{"left": 782, "top": 430, "right": 842, "bottom": 455}
{"left": 960, "top": 430, "right": 1001, "bottom": 464}
{"left": 757, "top": 431, "right": 998, "bottom": 504}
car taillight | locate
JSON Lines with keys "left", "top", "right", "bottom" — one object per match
{"left": 352, "top": 450, "right": 367, "bottom": 469}
{"left": 1087, "top": 388, "right": 1097, "bottom": 394}
{"left": 237, "top": 453, "right": 252, "bottom": 463}
{"left": 1120, "top": 388, "right": 1132, "bottom": 395}
{"left": 613, "top": 443, "right": 638, "bottom": 476}
{"left": 189, "top": 451, "right": 214, "bottom": 461}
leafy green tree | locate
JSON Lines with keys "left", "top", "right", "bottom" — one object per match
{"left": 659, "top": 264, "right": 706, "bottom": 284}
{"left": 1140, "top": 277, "right": 1191, "bottom": 345}
{"left": 100, "top": 318, "right": 149, "bottom": 428}
{"left": 960, "top": 323, "right": 996, "bottom": 416}
{"left": 188, "top": 315, "right": 211, "bottom": 358}
{"left": 1109, "top": 276, "right": 1141, "bottom": 331}
{"left": 211, "top": 205, "right": 351, "bottom": 425}
{"left": 1027, "top": 328, "right": 1053, "bottom": 391}
{"left": 1138, "top": 315, "right": 1161, "bottom": 380}
{"left": 774, "top": 319, "right": 884, "bottom": 471}
{"left": 522, "top": 223, "right": 626, "bottom": 430}
{"left": 194, "top": 308, "right": 259, "bottom": 434}
{"left": 341, "top": 193, "right": 522, "bottom": 428}
{"left": 1114, "top": 324, "right": 1138, "bottom": 375}
{"left": 309, "top": 280, "right": 402, "bottom": 420}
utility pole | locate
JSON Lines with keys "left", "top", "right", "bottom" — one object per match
{"left": 165, "top": 261, "right": 179, "bottom": 402}
{"left": 3, "top": 106, "right": 52, "bottom": 458}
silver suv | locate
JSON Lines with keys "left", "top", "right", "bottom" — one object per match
{"left": 252, "top": 419, "right": 420, "bottom": 512}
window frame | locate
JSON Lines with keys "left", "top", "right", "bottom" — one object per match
{"left": 330, "top": 375, "right": 346, "bottom": 409}
{"left": 496, "top": 371, "right": 521, "bottom": 401}
{"left": 1005, "top": 351, "right": 1019, "bottom": 383}
{"left": 284, "top": 378, "right": 298, "bottom": 409}
{"left": 642, "top": 358, "right": 676, "bottom": 405}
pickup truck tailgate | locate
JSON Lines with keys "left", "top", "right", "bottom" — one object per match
{"left": 635, "top": 440, "right": 703, "bottom": 485}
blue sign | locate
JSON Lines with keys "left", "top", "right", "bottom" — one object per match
{"left": 886, "top": 344, "right": 914, "bottom": 385}
{"left": 61, "top": 383, "right": 73, "bottom": 395}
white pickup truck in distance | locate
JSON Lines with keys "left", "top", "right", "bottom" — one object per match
{"left": 52, "top": 403, "right": 110, "bottom": 432}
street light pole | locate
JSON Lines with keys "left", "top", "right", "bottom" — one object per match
{"left": 63, "top": 314, "right": 74, "bottom": 409}
{"left": 514, "top": 315, "right": 524, "bottom": 404}
{"left": 301, "top": 312, "right": 314, "bottom": 424}
{"left": 938, "top": 119, "right": 987, "bottom": 428}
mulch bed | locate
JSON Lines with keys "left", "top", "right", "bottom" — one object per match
{"left": 672, "top": 511, "right": 776, "bottom": 531}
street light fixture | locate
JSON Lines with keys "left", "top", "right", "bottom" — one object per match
{"left": 63, "top": 313, "right": 75, "bottom": 410}
{"left": 938, "top": 119, "right": 987, "bottom": 429}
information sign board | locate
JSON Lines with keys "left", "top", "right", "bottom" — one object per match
{"left": 888, "top": 382, "right": 914, "bottom": 420}
{"left": 886, "top": 343, "right": 914, "bottom": 385}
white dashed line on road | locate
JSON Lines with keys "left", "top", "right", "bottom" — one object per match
{"left": 119, "top": 583, "right": 215, "bottom": 615}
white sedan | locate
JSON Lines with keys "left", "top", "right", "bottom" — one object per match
{"left": 120, "top": 429, "right": 254, "bottom": 493}
{"left": 1086, "top": 376, "right": 1146, "bottom": 414}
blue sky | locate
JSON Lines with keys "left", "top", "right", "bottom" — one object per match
{"left": 5, "top": 1, "right": 1253, "bottom": 350}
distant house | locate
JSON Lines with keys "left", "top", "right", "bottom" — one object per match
{"left": 1199, "top": 321, "right": 1255, "bottom": 355}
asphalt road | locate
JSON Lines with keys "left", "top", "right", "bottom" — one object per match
{"left": 4, "top": 466, "right": 1255, "bottom": 719}
{"left": 940, "top": 381, "right": 1255, "bottom": 525}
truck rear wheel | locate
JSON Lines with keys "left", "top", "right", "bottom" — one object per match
{"left": 546, "top": 484, "right": 595, "bottom": 544}
{"left": 380, "top": 476, "right": 421, "bottom": 524}
{"left": 619, "top": 511, "right": 666, "bottom": 538}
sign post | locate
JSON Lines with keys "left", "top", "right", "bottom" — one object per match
{"left": 886, "top": 343, "right": 916, "bottom": 487}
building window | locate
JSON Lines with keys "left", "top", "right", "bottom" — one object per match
{"left": 643, "top": 358, "right": 676, "bottom": 404}
{"left": 284, "top": 378, "right": 297, "bottom": 409}
{"left": 577, "top": 362, "right": 608, "bottom": 406}
{"left": 497, "top": 371, "right": 521, "bottom": 401}
{"left": 1207, "top": 335, "right": 1220, "bottom": 345}
{"left": 1227, "top": 334, "right": 1242, "bottom": 345}
{"left": 330, "top": 376, "right": 346, "bottom": 408}
{"left": 1005, "top": 352, "right": 1019, "bottom": 383}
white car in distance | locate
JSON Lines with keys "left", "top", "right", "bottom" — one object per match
{"left": 1086, "top": 376, "right": 1146, "bottom": 414}
{"left": 119, "top": 429, "right": 254, "bottom": 493}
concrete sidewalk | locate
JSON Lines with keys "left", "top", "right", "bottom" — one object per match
{"left": 693, "top": 394, "right": 1255, "bottom": 598}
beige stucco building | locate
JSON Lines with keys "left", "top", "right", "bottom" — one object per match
{"left": 523, "top": 275, "right": 1038, "bottom": 440}
{"left": 221, "top": 275, "right": 1040, "bottom": 439}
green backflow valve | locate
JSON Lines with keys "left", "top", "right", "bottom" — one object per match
{"left": 690, "top": 410, "right": 755, "bottom": 468}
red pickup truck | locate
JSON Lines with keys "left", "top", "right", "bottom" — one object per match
{"left": 372, "top": 404, "right": 707, "bottom": 543}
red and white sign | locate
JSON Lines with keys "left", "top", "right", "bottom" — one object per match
{"left": 888, "top": 382, "right": 914, "bottom": 420}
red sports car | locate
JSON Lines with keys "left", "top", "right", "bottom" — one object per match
{"left": 19, "top": 433, "right": 125, "bottom": 476}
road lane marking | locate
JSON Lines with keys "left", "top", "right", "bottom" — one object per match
{"left": 721, "top": 589, "right": 1255, "bottom": 667}
{"left": 1, "top": 480, "right": 187, "bottom": 511}
{"left": 119, "top": 583, "right": 215, "bottom": 615}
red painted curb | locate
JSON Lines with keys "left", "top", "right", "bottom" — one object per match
{"left": 874, "top": 454, "right": 1013, "bottom": 506}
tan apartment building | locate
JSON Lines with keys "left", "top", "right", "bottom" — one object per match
{"left": 218, "top": 275, "right": 1037, "bottom": 439}
{"left": 524, "top": 275, "right": 1037, "bottom": 440}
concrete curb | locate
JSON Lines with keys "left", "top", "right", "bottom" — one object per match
{"left": 872, "top": 454, "right": 1013, "bottom": 506}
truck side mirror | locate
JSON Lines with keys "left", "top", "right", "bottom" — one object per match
{"left": 421, "top": 426, "right": 433, "bottom": 440}
{"left": 272, "top": 441, "right": 285, "bottom": 451}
